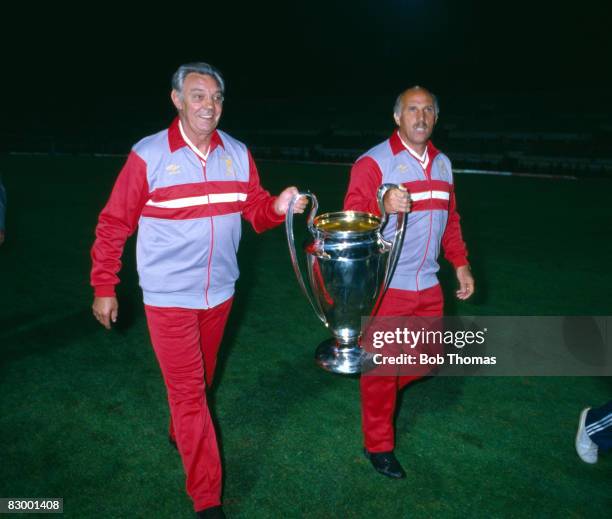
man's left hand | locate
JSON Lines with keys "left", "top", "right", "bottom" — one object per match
{"left": 275, "top": 187, "right": 308, "bottom": 215}
{"left": 455, "top": 265, "right": 475, "bottom": 300}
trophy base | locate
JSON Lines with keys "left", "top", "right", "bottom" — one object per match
{"left": 315, "top": 338, "right": 365, "bottom": 375}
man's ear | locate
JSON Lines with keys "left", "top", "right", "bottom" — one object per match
{"left": 393, "top": 113, "right": 400, "bottom": 126}
{"left": 171, "top": 90, "right": 183, "bottom": 111}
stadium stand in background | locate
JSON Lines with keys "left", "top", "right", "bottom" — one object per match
{"left": 3, "top": 94, "right": 611, "bottom": 178}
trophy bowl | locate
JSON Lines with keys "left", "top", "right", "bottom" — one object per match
{"left": 286, "top": 186, "right": 405, "bottom": 375}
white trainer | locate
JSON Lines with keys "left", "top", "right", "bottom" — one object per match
{"left": 575, "top": 407, "right": 598, "bottom": 464}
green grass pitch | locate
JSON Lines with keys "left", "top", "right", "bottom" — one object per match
{"left": 0, "top": 154, "right": 610, "bottom": 518}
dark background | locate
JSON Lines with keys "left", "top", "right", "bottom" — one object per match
{"left": 1, "top": 4, "right": 611, "bottom": 516}
{"left": 3, "top": 1, "right": 611, "bottom": 172}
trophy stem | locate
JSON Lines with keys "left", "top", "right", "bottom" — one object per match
{"left": 315, "top": 338, "right": 365, "bottom": 375}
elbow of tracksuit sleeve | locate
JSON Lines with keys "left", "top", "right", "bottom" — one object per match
{"left": 243, "top": 150, "right": 284, "bottom": 233}
{"left": 90, "top": 150, "right": 149, "bottom": 294}
{"left": 344, "top": 158, "right": 383, "bottom": 215}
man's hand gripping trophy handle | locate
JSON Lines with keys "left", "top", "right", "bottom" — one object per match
{"left": 383, "top": 184, "right": 411, "bottom": 214}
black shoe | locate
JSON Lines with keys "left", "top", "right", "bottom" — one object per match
{"left": 364, "top": 449, "right": 406, "bottom": 479}
{"left": 169, "top": 436, "right": 177, "bottom": 450}
{"left": 196, "top": 505, "right": 225, "bottom": 518}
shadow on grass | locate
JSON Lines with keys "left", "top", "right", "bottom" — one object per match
{"left": 0, "top": 294, "right": 143, "bottom": 367}
{"left": 0, "top": 308, "right": 102, "bottom": 365}
{"left": 395, "top": 375, "right": 466, "bottom": 443}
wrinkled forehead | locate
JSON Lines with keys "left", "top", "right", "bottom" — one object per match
{"left": 183, "top": 72, "right": 222, "bottom": 92}
{"left": 402, "top": 89, "right": 435, "bottom": 107}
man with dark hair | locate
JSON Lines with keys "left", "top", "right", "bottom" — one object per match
{"left": 344, "top": 86, "right": 474, "bottom": 479}
{"left": 91, "top": 62, "right": 306, "bottom": 518}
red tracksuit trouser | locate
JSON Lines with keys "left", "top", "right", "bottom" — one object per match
{"left": 361, "top": 284, "right": 443, "bottom": 452}
{"left": 145, "top": 297, "right": 233, "bottom": 511}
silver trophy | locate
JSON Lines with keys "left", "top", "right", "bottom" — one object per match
{"left": 286, "top": 184, "right": 406, "bottom": 375}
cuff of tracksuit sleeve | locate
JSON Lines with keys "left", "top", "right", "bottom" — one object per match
{"left": 267, "top": 197, "right": 286, "bottom": 225}
{"left": 450, "top": 258, "right": 469, "bottom": 269}
{"left": 94, "top": 285, "right": 116, "bottom": 297}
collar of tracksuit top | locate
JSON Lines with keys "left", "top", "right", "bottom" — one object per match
{"left": 364, "top": 130, "right": 455, "bottom": 292}
{"left": 397, "top": 133, "right": 430, "bottom": 171}
{"left": 139, "top": 117, "right": 249, "bottom": 220}
{"left": 170, "top": 116, "right": 222, "bottom": 156}
{"left": 178, "top": 119, "right": 211, "bottom": 161}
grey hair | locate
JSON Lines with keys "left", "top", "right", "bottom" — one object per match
{"left": 172, "top": 62, "right": 225, "bottom": 98}
{"left": 393, "top": 86, "right": 439, "bottom": 117}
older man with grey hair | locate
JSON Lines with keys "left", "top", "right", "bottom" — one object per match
{"left": 90, "top": 62, "right": 306, "bottom": 518}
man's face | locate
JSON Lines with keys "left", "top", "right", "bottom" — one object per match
{"left": 171, "top": 73, "right": 223, "bottom": 139}
{"left": 394, "top": 89, "right": 437, "bottom": 151}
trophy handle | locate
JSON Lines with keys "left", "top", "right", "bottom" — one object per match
{"left": 376, "top": 183, "right": 407, "bottom": 295}
{"left": 285, "top": 191, "right": 327, "bottom": 325}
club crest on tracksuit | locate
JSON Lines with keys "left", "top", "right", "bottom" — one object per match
{"left": 224, "top": 156, "right": 234, "bottom": 177}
